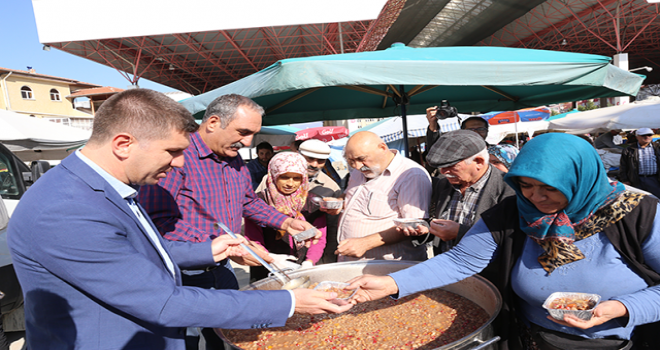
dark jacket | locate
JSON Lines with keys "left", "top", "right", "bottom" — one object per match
{"left": 413, "top": 165, "right": 515, "bottom": 255}
{"left": 618, "top": 142, "right": 660, "bottom": 188}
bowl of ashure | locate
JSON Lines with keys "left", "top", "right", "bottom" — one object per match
{"left": 218, "top": 260, "right": 502, "bottom": 350}
{"left": 312, "top": 281, "right": 358, "bottom": 305}
{"left": 319, "top": 197, "right": 343, "bottom": 210}
{"left": 394, "top": 218, "right": 430, "bottom": 229}
{"left": 542, "top": 292, "right": 601, "bottom": 321}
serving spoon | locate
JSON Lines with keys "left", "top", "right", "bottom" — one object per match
{"left": 214, "top": 222, "right": 310, "bottom": 289}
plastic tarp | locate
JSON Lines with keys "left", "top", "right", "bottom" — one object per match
{"left": 547, "top": 97, "right": 660, "bottom": 134}
{"left": 251, "top": 125, "right": 298, "bottom": 148}
{"left": 0, "top": 109, "right": 90, "bottom": 161}
{"left": 327, "top": 115, "right": 460, "bottom": 168}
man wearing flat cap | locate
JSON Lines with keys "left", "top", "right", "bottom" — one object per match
{"left": 619, "top": 127, "right": 660, "bottom": 198}
{"left": 413, "top": 130, "right": 514, "bottom": 256}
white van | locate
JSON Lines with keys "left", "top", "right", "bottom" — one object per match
{"left": 0, "top": 142, "right": 46, "bottom": 341}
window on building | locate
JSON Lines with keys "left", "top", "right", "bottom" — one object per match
{"left": 20, "top": 86, "right": 33, "bottom": 99}
{"left": 50, "top": 89, "right": 61, "bottom": 101}
{"left": 48, "top": 118, "right": 71, "bottom": 127}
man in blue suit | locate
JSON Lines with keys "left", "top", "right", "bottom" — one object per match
{"left": 7, "top": 89, "right": 349, "bottom": 349}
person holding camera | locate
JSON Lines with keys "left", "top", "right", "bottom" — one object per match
{"left": 425, "top": 102, "right": 490, "bottom": 150}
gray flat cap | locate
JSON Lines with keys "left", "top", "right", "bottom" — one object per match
{"left": 426, "top": 130, "right": 487, "bottom": 168}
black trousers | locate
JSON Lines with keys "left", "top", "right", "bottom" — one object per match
{"left": 181, "top": 259, "right": 238, "bottom": 350}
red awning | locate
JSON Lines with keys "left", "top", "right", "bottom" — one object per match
{"left": 295, "top": 126, "right": 348, "bottom": 142}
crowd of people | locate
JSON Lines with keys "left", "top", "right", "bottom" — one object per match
{"left": 6, "top": 89, "right": 660, "bottom": 350}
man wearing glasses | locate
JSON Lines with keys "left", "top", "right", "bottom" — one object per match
{"left": 619, "top": 127, "right": 660, "bottom": 198}
{"left": 425, "top": 106, "right": 490, "bottom": 155}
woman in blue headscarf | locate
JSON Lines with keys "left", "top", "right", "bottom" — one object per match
{"left": 488, "top": 144, "right": 519, "bottom": 172}
{"left": 349, "top": 133, "right": 660, "bottom": 350}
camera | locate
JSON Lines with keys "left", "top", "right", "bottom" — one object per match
{"left": 436, "top": 100, "right": 458, "bottom": 120}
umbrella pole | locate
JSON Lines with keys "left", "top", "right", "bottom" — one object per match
{"left": 514, "top": 112, "right": 520, "bottom": 149}
{"left": 401, "top": 106, "right": 410, "bottom": 158}
{"left": 399, "top": 85, "right": 410, "bottom": 158}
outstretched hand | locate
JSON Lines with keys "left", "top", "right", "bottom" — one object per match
{"left": 346, "top": 274, "right": 399, "bottom": 304}
{"left": 229, "top": 240, "right": 274, "bottom": 266}
{"left": 211, "top": 234, "right": 248, "bottom": 262}
{"left": 429, "top": 219, "right": 459, "bottom": 241}
{"left": 547, "top": 300, "right": 629, "bottom": 329}
{"left": 292, "top": 288, "right": 354, "bottom": 314}
{"left": 282, "top": 218, "right": 319, "bottom": 247}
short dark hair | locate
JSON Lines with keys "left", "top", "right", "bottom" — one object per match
{"left": 256, "top": 141, "right": 273, "bottom": 153}
{"left": 88, "top": 89, "right": 198, "bottom": 145}
{"left": 460, "top": 116, "right": 489, "bottom": 130}
{"left": 202, "top": 94, "right": 265, "bottom": 127}
{"left": 574, "top": 133, "right": 595, "bottom": 148}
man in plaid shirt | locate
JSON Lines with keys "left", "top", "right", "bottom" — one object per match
{"left": 139, "top": 94, "right": 314, "bottom": 349}
{"left": 619, "top": 127, "right": 660, "bottom": 198}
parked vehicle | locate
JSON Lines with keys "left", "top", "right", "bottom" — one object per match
{"left": 0, "top": 142, "right": 48, "bottom": 344}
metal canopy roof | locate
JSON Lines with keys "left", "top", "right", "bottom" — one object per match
{"left": 40, "top": 0, "right": 659, "bottom": 94}
{"left": 41, "top": 0, "right": 405, "bottom": 95}
{"left": 382, "top": 0, "right": 659, "bottom": 83}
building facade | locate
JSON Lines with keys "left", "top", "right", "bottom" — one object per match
{"left": 0, "top": 67, "right": 100, "bottom": 130}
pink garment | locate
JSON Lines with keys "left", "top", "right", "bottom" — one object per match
{"left": 262, "top": 152, "right": 309, "bottom": 221}
{"left": 244, "top": 152, "right": 327, "bottom": 263}
{"left": 244, "top": 214, "right": 326, "bottom": 264}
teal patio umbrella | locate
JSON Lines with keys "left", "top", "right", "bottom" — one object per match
{"left": 181, "top": 44, "right": 644, "bottom": 155}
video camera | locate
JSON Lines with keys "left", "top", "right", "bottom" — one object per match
{"left": 436, "top": 100, "right": 458, "bottom": 120}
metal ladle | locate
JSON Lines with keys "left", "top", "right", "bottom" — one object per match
{"left": 214, "top": 222, "right": 310, "bottom": 289}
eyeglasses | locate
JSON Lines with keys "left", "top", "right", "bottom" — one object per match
{"left": 640, "top": 134, "right": 654, "bottom": 137}
{"left": 465, "top": 127, "right": 488, "bottom": 132}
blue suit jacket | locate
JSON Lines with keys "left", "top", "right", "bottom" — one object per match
{"left": 8, "top": 154, "right": 291, "bottom": 349}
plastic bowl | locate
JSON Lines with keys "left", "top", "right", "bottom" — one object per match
{"left": 542, "top": 292, "right": 600, "bottom": 321}
{"left": 320, "top": 198, "right": 344, "bottom": 210}
{"left": 314, "top": 281, "right": 357, "bottom": 305}
{"left": 393, "top": 218, "right": 430, "bottom": 229}
{"left": 280, "top": 276, "right": 311, "bottom": 290}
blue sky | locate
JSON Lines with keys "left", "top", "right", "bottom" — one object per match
{"left": 1, "top": 1, "right": 321, "bottom": 129}
{"left": 1, "top": 1, "right": 175, "bottom": 92}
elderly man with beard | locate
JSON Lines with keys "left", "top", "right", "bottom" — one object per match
{"left": 411, "top": 130, "right": 515, "bottom": 256}
{"left": 336, "top": 131, "right": 431, "bottom": 262}
{"left": 138, "top": 94, "right": 314, "bottom": 350}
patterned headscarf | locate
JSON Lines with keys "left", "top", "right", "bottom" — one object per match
{"left": 487, "top": 144, "right": 519, "bottom": 169}
{"left": 263, "top": 152, "right": 309, "bottom": 221}
{"left": 504, "top": 133, "right": 626, "bottom": 273}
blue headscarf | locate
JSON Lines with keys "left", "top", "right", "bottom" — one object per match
{"left": 504, "top": 133, "right": 625, "bottom": 245}
{"left": 488, "top": 144, "right": 519, "bottom": 169}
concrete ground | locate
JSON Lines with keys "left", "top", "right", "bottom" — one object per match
{"left": 230, "top": 260, "right": 251, "bottom": 289}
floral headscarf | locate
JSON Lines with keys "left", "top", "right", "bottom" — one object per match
{"left": 504, "top": 133, "right": 626, "bottom": 273}
{"left": 487, "top": 144, "right": 519, "bottom": 169}
{"left": 263, "top": 152, "right": 309, "bottom": 221}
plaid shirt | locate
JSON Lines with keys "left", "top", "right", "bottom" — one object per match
{"left": 437, "top": 166, "right": 491, "bottom": 251}
{"left": 638, "top": 143, "right": 657, "bottom": 176}
{"left": 138, "top": 132, "right": 288, "bottom": 242}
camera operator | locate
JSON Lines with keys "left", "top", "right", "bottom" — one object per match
{"left": 425, "top": 105, "right": 489, "bottom": 149}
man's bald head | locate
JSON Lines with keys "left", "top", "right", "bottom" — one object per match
{"left": 344, "top": 131, "right": 394, "bottom": 179}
